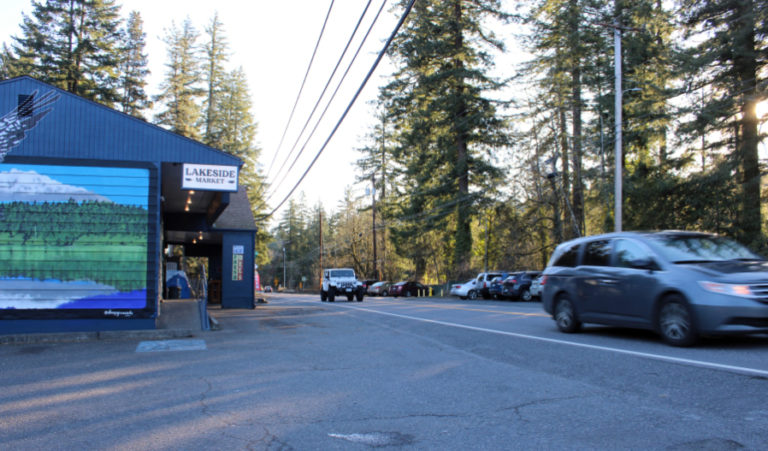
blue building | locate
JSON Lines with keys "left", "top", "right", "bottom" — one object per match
{"left": 0, "top": 76, "right": 257, "bottom": 334}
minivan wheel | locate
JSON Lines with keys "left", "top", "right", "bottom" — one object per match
{"left": 521, "top": 288, "right": 532, "bottom": 302}
{"left": 468, "top": 290, "right": 478, "bottom": 300}
{"left": 657, "top": 296, "right": 697, "bottom": 347}
{"left": 554, "top": 296, "right": 581, "bottom": 333}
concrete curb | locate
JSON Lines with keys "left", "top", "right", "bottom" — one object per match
{"left": 0, "top": 328, "right": 199, "bottom": 346}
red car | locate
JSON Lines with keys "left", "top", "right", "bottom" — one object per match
{"left": 390, "top": 281, "right": 428, "bottom": 297}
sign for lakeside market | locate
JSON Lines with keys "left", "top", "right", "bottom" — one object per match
{"left": 182, "top": 164, "right": 238, "bottom": 192}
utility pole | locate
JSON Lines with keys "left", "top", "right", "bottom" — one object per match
{"left": 598, "top": 7, "right": 638, "bottom": 233}
{"left": 282, "top": 246, "right": 286, "bottom": 290}
{"left": 319, "top": 210, "right": 323, "bottom": 288}
{"left": 372, "top": 174, "right": 378, "bottom": 280}
{"left": 483, "top": 215, "right": 489, "bottom": 272}
{"left": 614, "top": 16, "right": 623, "bottom": 232}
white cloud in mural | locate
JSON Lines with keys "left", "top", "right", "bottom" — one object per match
{"left": 0, "top": 169, "right": 112, "bottom": 203}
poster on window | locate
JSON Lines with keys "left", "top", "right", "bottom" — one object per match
{"left": 0, "top": 163, "right": 150, "bottom": 311}
{"left": 232, "top": 254, "right": 243, "bottom": 281}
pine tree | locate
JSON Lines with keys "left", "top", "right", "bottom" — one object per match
{"left": 0, "top": 44, "right": 13, "bottom": 79}
{"left": 118, "top": 11, "right": 151, "bottom": 119}
{"left": 201, "top": 13, "right": 230, "bottom": 147}
{"left": 154, "top": 18, "right": 203, "bottom": 139}
{"left": 618, "top": 0, "right": 679, "bottom": 232}
{"left": 8, "top": 0, "right": 123, "bottom": 105}
{"left": 218, "top": 67, "right": 268, "bottom": 226}
{"left": 679, "top": 0, "right": 767, "bottom": 248}
{"left": 383, "top": 0, "right": 510, "bottom": 278}
{"left": 522, "top": 0, "right": 609, "bottom": 237}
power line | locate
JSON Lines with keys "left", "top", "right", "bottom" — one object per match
{"left": 264, "top": 0, "right": 335, "bottom": 180}
{"left": 262, "top": 0, "right": 417, "bottom": 219}
{"left": 264, "top": 1, "right": 389, "bottom": 205}
{"left": 265, "top": 0, "right": 379, "bottom": 199}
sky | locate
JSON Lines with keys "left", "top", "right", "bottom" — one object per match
{"left": 0, "top": 0, "right": 410, "bottom": 224}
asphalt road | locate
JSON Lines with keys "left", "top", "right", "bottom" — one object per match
{"left": 1, "top": 293, "right": 767, "bottom": 450}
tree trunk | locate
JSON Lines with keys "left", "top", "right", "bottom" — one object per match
{"left": 734, "top": 0, "right": 761, "bottom": 246}
{"left": 452, "top": 0, "right": 472, "bottom": 274}
{"left": 571, "top": 64, "right": 584, "bottom": 236}
{"left": 558, "top": 104, "right": 572, "bottom": 238}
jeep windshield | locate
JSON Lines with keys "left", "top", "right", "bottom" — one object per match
{"left": 330, "top": 270, "right": 355, "bottom": 278}
{"left": 649, "top": 234, "right": 764, "bottom": 263}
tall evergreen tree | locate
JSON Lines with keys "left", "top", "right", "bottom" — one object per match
{"left": 118, "top": 11, "right": 151, "bottom": 119}
{"left": 217, "top": 67, "right": 269, "bottom": 234}
{"left": 383, "top": 0, "right": 509, "bottom": 278}
{"left": 618, "top": 0, "right": 679, "bottom": 231}
{"left": 678, "top": 0, "right": 767, "bottom": 248}
{"left": 201, "top": 12, "right": 230, "bottom": 148}
{"left": 154, "top": 18, "right": 203, "bottom": 139}
{"left": 522, "top": 0, "right": 608, "bottom": 237}
{"left": 0, "top": 44, "right": 13, "bottom": 79}
{"left": 8, "top": 0, "right": 123, "bottom": 105}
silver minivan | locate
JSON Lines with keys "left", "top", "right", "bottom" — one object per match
{"left": 541, "top": 231, "right": 768, "bottom": 346}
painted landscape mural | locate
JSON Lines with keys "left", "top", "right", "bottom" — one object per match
{"left": 0, "top": 163, "right": 149, "bottom": 310}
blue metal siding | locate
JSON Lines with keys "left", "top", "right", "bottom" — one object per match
{"left": 0, "top": 77, "right": 241, "bottom": 166}
{"left": 221, "top": 232, "right": 255, "bottom": 309}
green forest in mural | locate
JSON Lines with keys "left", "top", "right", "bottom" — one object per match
{"left": 0, "top": 200, "right": 147, "bottom": 291}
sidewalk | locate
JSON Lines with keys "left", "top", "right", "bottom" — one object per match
{"left": 0, "top": 299, "right": 211, "bottom": 345}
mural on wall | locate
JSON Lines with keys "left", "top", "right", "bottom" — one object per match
{"left": 0, "top": 163, "right": 150, "bottom": 310}
{"left": 0, "top": 90, "right": 61, "bottom": 163}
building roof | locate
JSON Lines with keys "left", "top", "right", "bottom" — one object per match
{"left": 0, "top": 76, "right": 241, "bottom": 167}
{"left": 213, "top": 188, "right": 258, "bottom": 231}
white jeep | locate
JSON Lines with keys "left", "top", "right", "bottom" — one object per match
{"left": 321, "top": 268, "right": 364, "bottom": 302}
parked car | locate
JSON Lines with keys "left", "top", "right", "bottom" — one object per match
{"left": 475, "top": 272, "right": 509, "bottom": 299}
{"left": 367, "top": 281, "right": 391, "bottom": 296}
{"left": 501, "top": 271, "right": 541, "bottom": 301}
{"left": 487, "top": 276, "right": 507, "bottom": 300}
{"left": 529, "top": 274, "right": 544, "bottom": 300}
{"left": 450, "top": 279, "right": 479, "bottom": 299}
{"left": 263, "top": 286, "right": 273, "bottom": 293}
{"left": 390, "top": 281, "right": 428, "bottom": 297}
{"left": 542, "top": 231, "right": 768, "bottom": 346}
{"left": 361, "top": 279, "right": 379, "bottom": 291}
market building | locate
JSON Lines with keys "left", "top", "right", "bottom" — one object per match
{"left": 0, "top": 76, "right": 257, "bottom": 334}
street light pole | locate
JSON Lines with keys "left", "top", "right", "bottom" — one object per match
{"left": 372, "top": 174, "right": 378, "bottom": 280}
{"left": 614, "top": 19, "right": 623, "bottom": 232}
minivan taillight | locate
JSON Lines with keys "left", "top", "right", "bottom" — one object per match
{"left": 540, "top": 275, "right": 547, "bottom": 285}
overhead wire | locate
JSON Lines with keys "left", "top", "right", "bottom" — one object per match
{"left": 264, "top": 0, "right": 388, "bottom": 204}
{"left": 265, "top": 0, "right": 379, "bottom": 201}
{"left": 261, "top": 0, "right": 418, "bottom": 219}
{"left": 264, "top": 0, "right": 336, "bottom": 180}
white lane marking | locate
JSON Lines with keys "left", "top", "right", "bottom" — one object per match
{"left": 334, "top": 304, "right": 768, "bottom": 378}
{"left": 328, "top": 433, "right": 396, "bottom": 445}
{"left": 136, "top": 339, "right": 207, "bottom": 352}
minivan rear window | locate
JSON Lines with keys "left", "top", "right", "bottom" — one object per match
{"left": 553, "top": 243, "right": 580, "bottom": 267}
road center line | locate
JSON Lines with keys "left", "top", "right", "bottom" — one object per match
{"left": 336, "top": 303, "right": 768, "bottom": 378}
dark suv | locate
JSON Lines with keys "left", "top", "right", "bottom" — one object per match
{"left": 501, "top": 271, "right": 541, "bottom": 301}
{"left": 475, "top": 272, "right": 509, "bottom": 299}
{"left": 541, "top": 231, "right": 768, "bottom": 346}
